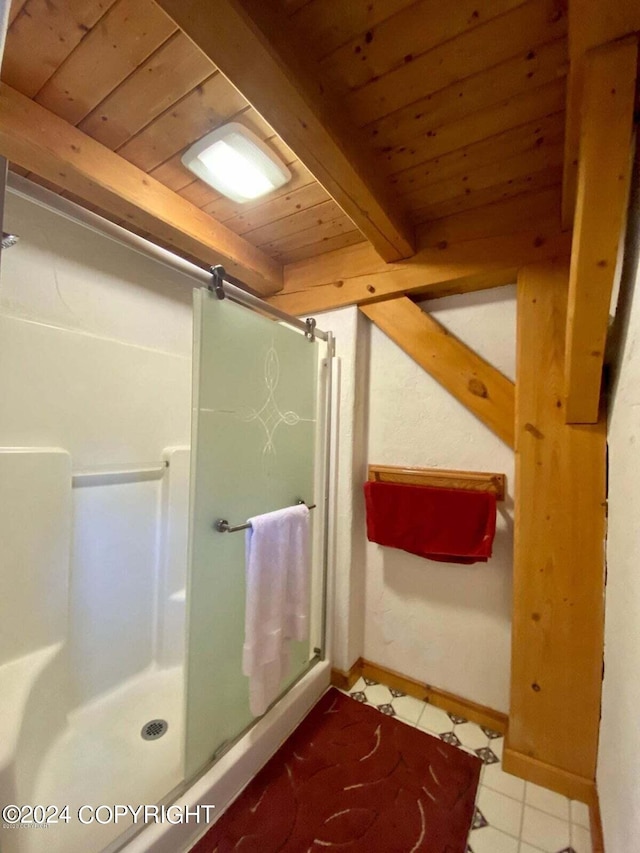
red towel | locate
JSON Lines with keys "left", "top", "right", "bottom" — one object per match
{"left": 364, "top": 480, "right": 497, "bottom": 564}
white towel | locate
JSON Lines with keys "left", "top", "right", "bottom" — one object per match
{"left": 242, "top": 504, "right": 310, "bottom": 717}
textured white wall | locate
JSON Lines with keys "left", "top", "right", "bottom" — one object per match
{"left": 0, "top": 190, "right": 192, "bottom": 704}
{"left": 598, "top": 181, "right": 640, "bottom": 849}
{"left": 365, "top": 286, "right": 516, "bottom": 712}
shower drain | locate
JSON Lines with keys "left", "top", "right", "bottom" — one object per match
{"left": 141, "top": 719, "right": 168, "bottom": 741}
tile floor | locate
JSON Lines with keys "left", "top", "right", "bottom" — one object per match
{"left": 342, "top": 677, "right": 592, "bottom": 853}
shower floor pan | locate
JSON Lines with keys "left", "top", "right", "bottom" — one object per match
{"left": 1, "top": 658, "right": 330, "bottom": 853}
{"left": 2, "top": 664, "right": 184, "bottom": 853}
{"left": 122, "top": 660, "right": 331, "bottom": 853}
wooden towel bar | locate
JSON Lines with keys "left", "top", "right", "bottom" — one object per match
{"left": 368, "top": 465, "right": 506, "bottom": 502}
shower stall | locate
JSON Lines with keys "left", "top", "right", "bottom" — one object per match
{"left": 0, "top": 174, "right": 334, "bottom": 853}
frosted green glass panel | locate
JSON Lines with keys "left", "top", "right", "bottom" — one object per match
{"left": 185, "top": 290, "right": 322, "bottom": 778}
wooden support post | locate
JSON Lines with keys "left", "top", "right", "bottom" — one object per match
{"left": 360, "top": 297, "right": 515, "bottom": 448}
{"left": 564, "top": 37, "right": 637, "bottom": 424}
{"left": 504, "top": 259, "right": 607, "bottom": 804}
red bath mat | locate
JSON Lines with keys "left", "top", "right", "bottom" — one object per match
{"left": 191, "top": 688, "right": 481, "bottom": 852}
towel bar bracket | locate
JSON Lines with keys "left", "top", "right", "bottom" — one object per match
{"left": 215, "top": 518, "right": 248, "bottom": 534}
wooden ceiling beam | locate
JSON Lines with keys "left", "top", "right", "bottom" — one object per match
{"left": 270, "top": 219, "right": 570, "bottom": 315}
{"left": 361, "top": 298, "right": 515, "bottom": 448}
{"left": 153, "top": 0, "right": 415, "bottom": 263}
{"left": 0, "top": 83, "right": 283, "bottom": 295}
{"left": 562, "top": 1, "right": 640, "bottom": 228}
{"left": 282, "top": 189, "right": 565, "bottom": 292}
{"left": 564, "top": 37, "right": 637, "bottom": 424}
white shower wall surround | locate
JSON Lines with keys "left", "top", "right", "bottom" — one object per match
{"left": 0, "top": 187, "right": 334, "bottom": 853}
{"left": 0, "top": 191, "right": 193, "bottom": 853}
{"left": 0, "top": 192, "right": 193, "bottom": 701}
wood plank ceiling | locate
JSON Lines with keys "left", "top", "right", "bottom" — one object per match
{"left": 2, "top": 0, "right": 568, "bottom": 271}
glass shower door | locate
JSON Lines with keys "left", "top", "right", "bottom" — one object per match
{"left": 185, "top": 288, "right": 329, "bottom": 779}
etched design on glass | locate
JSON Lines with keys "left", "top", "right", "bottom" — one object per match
{"left": 236, "top": 347, "right": 313, "bottom": 460}
{"left": 204, "top": 344, "right": 315, "bottom": 471}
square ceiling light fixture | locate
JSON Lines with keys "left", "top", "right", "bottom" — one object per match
{"left": 181, "top": 122, "right": 292, "bottom": 204}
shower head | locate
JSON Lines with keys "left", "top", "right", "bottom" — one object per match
{"left": 2, "top": 232, "right": 20, "bottom": 249}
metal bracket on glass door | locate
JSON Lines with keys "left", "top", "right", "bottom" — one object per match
{"left": 304, "top": 317, "right": 316, "bottom": 342}
{"left": 210, "top": 264, "right": 226, "bottom": 300}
